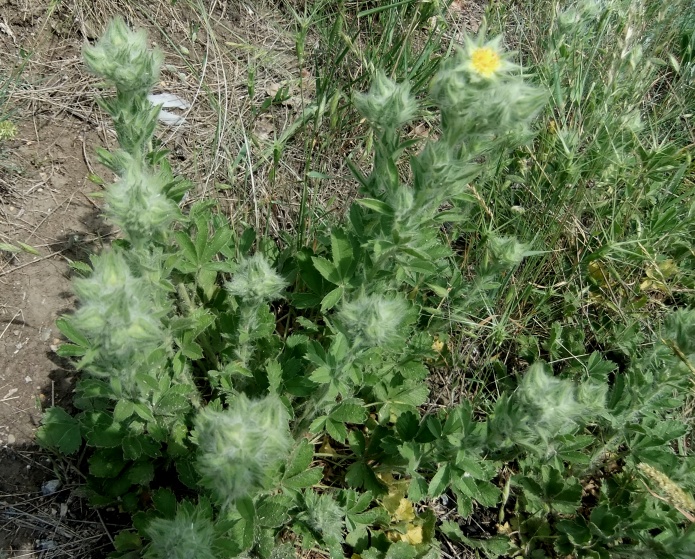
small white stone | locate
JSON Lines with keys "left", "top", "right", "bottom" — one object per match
{"left": 24, "top": 376, "right": 32, "bottom": 383}
{"left": 7, "top": 434, "right": 16, "bottom": 444}
{"left": 42, "top": 479, "right": 61, "bottom": 495}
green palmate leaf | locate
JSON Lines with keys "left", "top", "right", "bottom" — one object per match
{"left": 127, "top": 461, "right": 155, "bottom": 485}
{"left": 257, "top": 495, "right": 293, "bottom": 528}
{"left": 403, "top": 259, "right": 438, "bottom": 275}
{"left": 238, "top": 227, "right": 256, "bottom": 254}
{"left": 174, "top": 231, "right": 199, "bottom": 266}
{"left": 75, "top": 378, "right": 112, "bottom": 400}
{"left": 344, "top": 489, "right": 373, "bottom": 515}
{"left": 151, "top": 488, "right": 177, "bottom": 518}
{"left": 135, "top": 373, "right": 159, "bottom": 393}
{"left": 37, "top": 407, "right": 82, "bottom": 454}
{"left": 81, "top": 411, "right": 126, "bottom": 448}
{"left": 285, "top": 439, "right": 314, "bottom": 479}
{"left": 428, "top": 463, "right": 451, "bottom": 498}
{"left": 56, "top": 317, "right": 90, "bottom": 348}
{"left": 178, "top": 338, "right": 204, "bottom": 360}
{"left": 376, "top": 381, "right": 429, "bottom": 422}
{"left": 155, "top": 385, "right": 193, "bottom": 415}
{"left": 133, "top": 403, "right": 156, "bottom": 423}
{"left": 266, "top": 359, "right": 283, "bottom": 394}
{"left": 194, "top": 218, "right": 211, "bottom": 261}
{"left": 455, "top": 477, "right": 501, "bottom": 508}
{"left": 330, "top": 398, "right": 367, "bottom": 424}
{"left": 312, "top": 256, "right": 340, "bottom": 284}
{"left": 283, "top": 467, "right": 324, "bottom": 490}
{"left": 321, "top": 286, "right": 344, "bottom": 312}
{"left": 122, "top": 433, "right": 161, "bottom": 460}
{"left": 326, "top": 419, "right": 348, "bottom": 442}
{"left": 309, "top": 366, "right": 333, "bottom": 385}
{"left": 197, "top": 266, "right": 218, "bottom": 297}
{"left": 113, "top": 531, "right": 142, "bottom": 553}
{"left": 356, "top": 198, "right": 393, "bottom": 215}
{"left": 455, "top": 453, "right": 493, "bottom": 481}
{"left": 114, "top": 400, "right": 136, "bottom": 422}
{"left": 396, "top": 412, "right": 420, "bottom": 441}
{"left": 291, "top": 292, "right": 322, "bottom": 309}
{"left": 201, "top": 226, "right": 233, "bottom": 262}
{"left": 176, "top": 308, "right": 216, "bottom": 339}
{"left": 345, "top": 462, "right": 384, "bottom": 493}
{"left": 331, "top": 228, "right": 354, "bottom": 279}
{"left": 89, "top": 447, "right": 127, "bottom": 478}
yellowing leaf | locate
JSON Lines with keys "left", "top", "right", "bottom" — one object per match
{"left": 658, "top": 259, "right": 678, "bottom": 277}
{"left": 376, "top": 472, "right": 395, "bottom": 484}
{"left": 319, "top": 437, "right": 338, "bottom": 457}
{"left": 394, "top": 498, "right": 416, "bottom": 522}
{"left": 381, "top": 480, "right": 410, "bottom": 514}
{"left": 401, "top": 523, "right": 423, "bottom": 545}
{"left": 431, "top": 338, "right": 444, "bottom": 352}
{"left": 588, "top": 260, "right": 609, "bottom": 287}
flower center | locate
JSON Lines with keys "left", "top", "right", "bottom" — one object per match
{"left": 470, "top": 47, "right": 501, "bottom": 77}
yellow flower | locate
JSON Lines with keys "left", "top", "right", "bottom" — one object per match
{"left": 431, "top": 338, "right": 444, "bottom": 353}
{"left": 461, "top": 34, "right": 515, "bottom": 82}
{"left": 470, "top": 46, "right": 502, "bottom": 78}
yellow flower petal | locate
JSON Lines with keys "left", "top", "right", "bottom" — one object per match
{"left": 470, "top": 46, "right": 502, "bottom": 78}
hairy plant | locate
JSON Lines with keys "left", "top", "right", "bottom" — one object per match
{"left": 36, "top": 7, "right": 695, "bottom": 559}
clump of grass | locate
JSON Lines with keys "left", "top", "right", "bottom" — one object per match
{"left": 457, "top": 0, "right": 695, "bottom": 371}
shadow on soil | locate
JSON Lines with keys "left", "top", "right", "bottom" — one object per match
{"left": 0, "top": 357, "right": 122, "bottom": 559}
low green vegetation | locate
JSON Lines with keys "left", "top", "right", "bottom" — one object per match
{"left": 38, "top": 1, "right": 695, "bottom": 558}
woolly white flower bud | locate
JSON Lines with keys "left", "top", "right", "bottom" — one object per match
{"left": 339, "top": 294, "right": 412, "bottom": 348}
{"left": 194, "top": 394, "right": 292, "bottom": 507}
{"left": 353, "top": 71, "right": 418, "bottom": 132}
{"left": 225, "top": 254, "right": 287, "bottom": 303}
{"left": 144, "top": 505, "right": 216, "bottom": 559}
{"left": 71, "top": 250, "right": 169, "bottom": 378}
{"left": 105, "top": 154, "right": 181, "bottom": 246}
{"left": 83, "top": 18, "right": 163, "bottom": 95}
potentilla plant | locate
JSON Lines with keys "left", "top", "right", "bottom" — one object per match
{"left": 36, "top": 16, "right": 695, "bottom": 559}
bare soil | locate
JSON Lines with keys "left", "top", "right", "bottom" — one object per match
{"left": 0, "top": 0, "right": 486, "bottom": 557}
